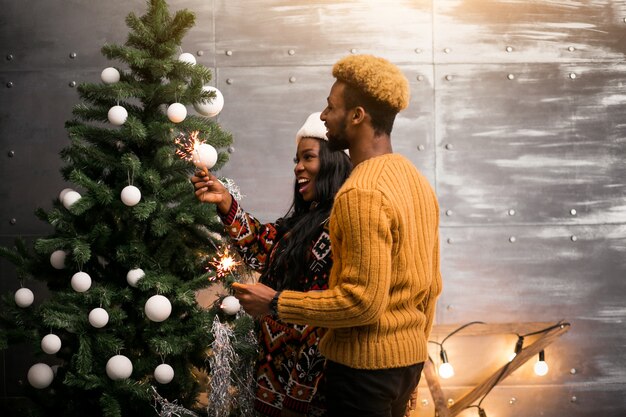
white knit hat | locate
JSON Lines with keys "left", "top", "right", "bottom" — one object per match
{"left": 295, "top": 112, "right": 327, "bottom": 143}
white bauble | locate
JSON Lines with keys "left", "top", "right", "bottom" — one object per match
{"left": 154, "top": 363, "right": 175, "bottom": 384}
{"left": 71, "top": 271, "right": 92, "bottom": 293}
{"left": 145, "top": 295, "right": 172, "bottom": 322}
{"left": 178, "top": 52, "right": 197, "bottom": 65}
{"left": 88, "top": 307, "right": 109, "bottom": 328}
{"left": 121, "top": 185, "right": 141, "bottom": 206}
{"left": 41, "top": 334, "right": 62, "bottom": 354}
{"left": 62, "top": 190, "right": 82, "bottom": 209}
{"left": 59, "top": 188, "right": 74, "bottom": 201}
{"left": 106, "top": 355, "right": 133, "bottom": 380}
{"left": 50, "top": 250, "right": 67, "bottom": 269}
{"left": 14, "top": 288, "right": 34, "bottom": 308}
{"left": 27, "top": 363, "right": 54, "bottom": 389}
{"left": 126, "top": 268, "right": 145, "bottom": 287}
{"left": 193, "top": 86, "right": 224, "bottom": 117}
{"left": 193, "top": 143, "right": 218, "bottom": 169}
{"left": 101, "top": 67, "right": 120, "bottom": 84}
{"left": 220, "top": 295, "right": 241, "bottom": 315}
{"left": 108, "top": 105, "right": 128, "bottom": 126}
{"left": 167, "top": 102, "right": 187, "bottom": 123}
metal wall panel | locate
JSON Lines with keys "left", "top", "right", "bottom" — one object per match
{"left": 1, "top": 0, "right": 625, "bottom": 415}
{"left": 435, "top": 62, "right": 626, "bottom": 225}
{"left": 214, "top": 0, "right": 433, "bottom": 67}
{"left": 433, "top": 0, "right": 626, "bottom": 64}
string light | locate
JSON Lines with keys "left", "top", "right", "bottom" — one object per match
{"left": 439, "top": 348, "right": 455, "bottom": 379}
{"left": 534, "top": 350, "right": 549, "bottom": 376}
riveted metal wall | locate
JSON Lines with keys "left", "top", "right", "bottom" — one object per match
{"left": 1, "top": 0, "right": 625, "bottom": 416}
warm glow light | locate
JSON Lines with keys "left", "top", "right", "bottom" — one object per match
{"left": 439, "top": 362, "right": 455, "bottom": 379}
{"left": 534, "top": 350, "right": 549, "bottom": 376}
{"left": 175, "top": 130, "right": 203, "bottom": 163}
{"left": 208, "top": 246, "right": 240, "bottom": 279}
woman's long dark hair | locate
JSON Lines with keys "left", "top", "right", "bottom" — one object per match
{"left": 266, "top": 139, "right": 352, "bottom": 290}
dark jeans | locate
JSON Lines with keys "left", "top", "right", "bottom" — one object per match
{"left": 325, "top": 360, "right": 424, "bottom": 417}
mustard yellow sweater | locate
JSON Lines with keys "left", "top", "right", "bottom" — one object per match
{"left": 279, "top": 153, "right": 442, "bottom": 370}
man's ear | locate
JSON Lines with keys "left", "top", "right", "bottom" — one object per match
{"left": 351, "top": 106, "right": 366, "bottom": 124}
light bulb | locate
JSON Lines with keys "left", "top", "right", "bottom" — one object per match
{"left": 438, "top": 348, "right": 455, "bottom": 379}
{"left": 439, "top": 362, "right": 455, "bottom": 379}
{"left": 534, "top": 350, "right": 549, "bottom": 376}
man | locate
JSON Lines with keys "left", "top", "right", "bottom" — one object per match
{"left": 233, "top": 54, "right": 442, "bottom": 417}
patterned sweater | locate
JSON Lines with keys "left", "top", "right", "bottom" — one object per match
{"left": 221, "top": 199, "right": 332, "bottom": 416}
{"left": 278, "top": 153, "right": 442, "bottom": 370}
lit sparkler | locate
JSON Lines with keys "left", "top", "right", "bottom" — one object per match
{"left": 208, "top": 246, "right": 241, "bottom": 280}
{"left": 175, "top": 130, "right": 203, "bottom": 165}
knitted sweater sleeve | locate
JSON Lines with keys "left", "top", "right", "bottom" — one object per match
{"left": 278, "top": 187, "right": 392, "bottom": 328}
{"left": 220, "top": 199, "right": 279, "bottom": 272}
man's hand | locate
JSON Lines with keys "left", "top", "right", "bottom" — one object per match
{"left": 232, "top": 282, "right": 277, "bottom": 318}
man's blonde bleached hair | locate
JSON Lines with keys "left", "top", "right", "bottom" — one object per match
{"left": 332, "top": 54, "right": 410, "bottom": 112}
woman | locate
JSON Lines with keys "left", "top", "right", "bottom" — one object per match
{"left": 191, "top": 112, "right": 352, "bottom": 417}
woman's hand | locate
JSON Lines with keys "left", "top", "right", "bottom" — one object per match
{"left": 232, "top": 282, "right": 277, "bottom": 318}
{"left": 190, "top": 169, "right": 232, "bottom": 214}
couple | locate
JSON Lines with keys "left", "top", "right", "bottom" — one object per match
{"left": 191, "top": 54, "right": 442, "bottom": 417}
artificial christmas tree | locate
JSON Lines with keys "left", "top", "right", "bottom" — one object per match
{"left": 0, "top": 1, "right": 255, "bottom": 416}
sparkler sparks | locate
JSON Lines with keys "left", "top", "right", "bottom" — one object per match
{"left": 175, "top": 130, "right": 203, "bottom": 165}
{"left": 208, "top": 246, "right": 240, "bottom": 280}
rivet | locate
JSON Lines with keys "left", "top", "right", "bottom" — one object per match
{"left": 508, "top": 209, "right": 516, "bottom": 216}
{"left": 569, "top": 73, "right": 577, "bottom": 79}
{"left": 445, "top": 210, "right": 453, "bottom": 216}
{"left": 507, "top": 73, "right": 515, "bottom": 80}
{"left": 570, "top": 395, "right": 577, "bottom": 403}
{"left": 415, "top": 48, "right": 422, "bottom": 54}
{"left": 225, "top": 50, "right": 233, "bottom": 56}
{"left": 226, "top": 78, "right": 233, "bottom": 85}
{"left": 9, "top": 218, "right": 17, "bottom": 225}
{"left": 416, "top": 75, "right": 424, "bottom": 81}
{"left": 6, "top": 81, "right": 13, "bottom": 88}
{"left": 350, "top": 48, "right": 357, "bottom": 54}
{"left": 446, "top": 238, "right": 453, "bottom": 244}
{"left": 68, "top": 81, "right": 76, "bottom": 88}
{"left": 288, "top": 49, "right": 295, "bottom": 56}
{"left": 227, "top": 146, "right": 235, "bottom": 153}
{"left": 570, "top": 368, "right": 577, "bottom": 374}
{"left": 571, "top": 235, "right": 578, "bottom": 242}
{"left": 417, "top": 144, "right": 425, "bottom": 151}
{"left": 421, "top": 399, "right": 429, "bottom": 407}
{"left": 69, "top": 52, "right": 77, "bottom": 59}
{"left": 446, "top": 304, "right": 453, "bottom": 311}
{"left": 623, "top": 17, "right": 626, "bottom": 23}
{"left": 509, "top": 397, "right": 517, "bottom": 405}
{"left": 197, "top": 50, "right": 204, "bottom": 56}
{"left": 445, "top": 143, "right": 453, "bottom": 150}
{"left": 568, "top": 46, "right": 576, "bottom": 52}
{"left": 570, "top": 209, "right": 577, "bottom": 216}
{"left": 509, "top": 236, "right": 516, "bottom": 243}
{"left": 443, "top": 48, "right": 451, "bottom": 54}
{"left": 506, "top": 46, "right": 514, "bottom": 52}
{"left": 6, "top": 54, "right": 14, "bottom": 61}
{"left": 7, "top": 150, "right": 15, "bottom": 157}
{"left": 447, "top": 398, "right": 455, "bottom": 406}
{"left": 445, "top": 75, "right": 453, "bottom": 81}
{"left": 289, "top": 76, "right": 296, "bottom": 83}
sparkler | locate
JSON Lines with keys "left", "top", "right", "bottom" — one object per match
{"left": 207, "top": 246, "right": 241, "bottom": 280}
{"left": 175, "top": 130, "right": 203, "bottom": 165}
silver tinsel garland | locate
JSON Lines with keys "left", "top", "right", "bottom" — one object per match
{"left": 219, "top": 177, "right": 244, "bottom": 201}
{"left": 207, "top": 314, "right": 257, "bottom": 417}
{"left": 151, "top": 386, "right": 200, "bottom": 417}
